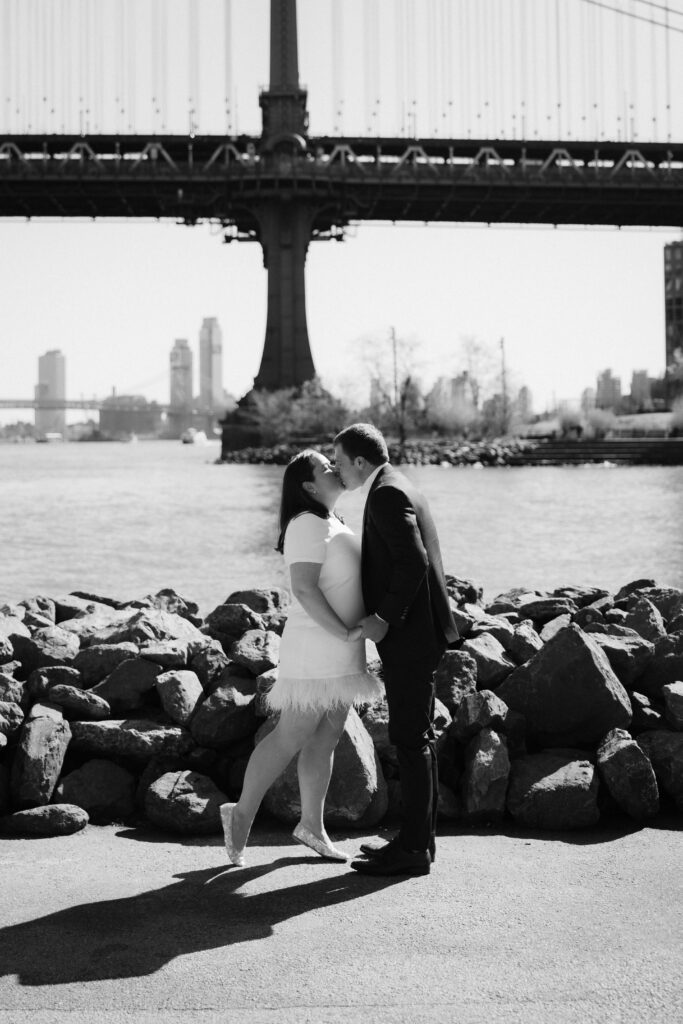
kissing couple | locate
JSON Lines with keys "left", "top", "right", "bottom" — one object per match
{"left": 220, "top": 422, "right": 457, "bottom": 877}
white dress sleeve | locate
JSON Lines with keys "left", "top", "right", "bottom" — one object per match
{"left": 283, "top": 513, "right": 330, "bottom": 566}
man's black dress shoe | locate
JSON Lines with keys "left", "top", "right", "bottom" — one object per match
{"left": 350, "top": 843, "right": 431, "bottom": 877}
{"left": 360, "top": 836, "right": 436, "bottom": 864}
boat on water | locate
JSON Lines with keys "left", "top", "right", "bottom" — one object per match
{"left": 180, "top": 428, "right": 208, "bottom": 445}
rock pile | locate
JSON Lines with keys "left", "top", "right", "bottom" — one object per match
{"left": 1, "top": 577, "right": 682, "bottom": 838}
{"left": 218, "top": 438, "right": 539, "bottom": 467}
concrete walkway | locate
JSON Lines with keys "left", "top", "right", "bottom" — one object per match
{"left": 1, "top": 815, "right": 681, "bottom": 1024}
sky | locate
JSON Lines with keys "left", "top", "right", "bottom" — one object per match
{"left": 2, "top": 0, "right": 683, "bottom": 424}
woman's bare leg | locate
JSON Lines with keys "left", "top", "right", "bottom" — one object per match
{"left": 297, "top": 706, "right": 349, "bottom": 838}
{"left": 231, "top": 706, "right": 324, "bottom": 850}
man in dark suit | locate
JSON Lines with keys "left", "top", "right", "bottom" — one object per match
{"left": 334, "top": 423, "right": 458, "bottom": 877}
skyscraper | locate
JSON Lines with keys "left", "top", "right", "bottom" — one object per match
{"left": 664, "top": 241, "right": 683, "bottom": 371}
{"left": 35, "top": 349, "right": 66, "bottom": 437}
{"left": 198, "top": 317, "right": 224, "bottom": 411}
{"left": 170, "top": 339, "right": 193, "bottom": 409}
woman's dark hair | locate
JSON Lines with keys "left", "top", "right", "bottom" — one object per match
{"left": 276, "top": 449, "right": 330, "bottom": 554}
{"left": 334, "top": 422, "right": 388, "bottom": 465}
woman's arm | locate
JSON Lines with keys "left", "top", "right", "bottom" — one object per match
{"left": 290, "top": 562, "right": 361, "bottom": 641}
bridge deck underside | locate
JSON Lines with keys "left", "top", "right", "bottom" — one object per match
{"left": 2, "top": 174, "right": 682, "bottom": 228}
{"left": 1, "top": 135, "right": 683, "bottom": 228}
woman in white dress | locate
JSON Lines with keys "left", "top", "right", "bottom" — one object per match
{"left": 220, "top": 449, "right": 380, "bottom": 866}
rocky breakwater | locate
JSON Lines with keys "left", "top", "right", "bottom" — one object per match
{"left": 218, "top": 437, "right": 539, "bottom": 467}
{"left": 1, "top": 577, "right": 682, "bottom": 839}
{"left": 0, "top": 586, "right": 387, "bottom": 837}
{"left": 432, "top": 577, "right": 683, "bottom": 830}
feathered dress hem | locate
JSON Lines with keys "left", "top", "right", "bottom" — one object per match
{"left": 265, "top": 671, "right": 382, "bottom": 713}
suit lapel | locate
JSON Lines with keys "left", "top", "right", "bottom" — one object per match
{"left": 362, "top": 464, "right": 388, "bottom": 538}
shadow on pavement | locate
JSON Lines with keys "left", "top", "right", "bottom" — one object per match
{"left": 0, "top": 859, "right": 403, "bottom": 987}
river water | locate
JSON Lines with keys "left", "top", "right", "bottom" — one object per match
{"left": 1, "top": 440, "right": 682, "bottom": 616}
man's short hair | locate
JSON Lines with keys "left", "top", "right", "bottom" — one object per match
{"left": 334, "top": 423, "right": 389, "bottom": 465}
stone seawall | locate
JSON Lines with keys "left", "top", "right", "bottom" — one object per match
{"left": 1, "top": 579, "right": 682, "bottom": 838}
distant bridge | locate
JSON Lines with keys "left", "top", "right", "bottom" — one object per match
{"left": 0, "top": 398, "right": 206, "bottom": 415}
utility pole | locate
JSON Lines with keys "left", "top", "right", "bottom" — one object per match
{"left": 390, "top": 325, "right": 407, "bottom": 456}
{"left": 500, "top": 336, "right": 509, "bottom": 436}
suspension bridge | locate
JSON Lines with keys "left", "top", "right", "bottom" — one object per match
{"left": 2, "top": 0, "right": 683, "bottom": 399}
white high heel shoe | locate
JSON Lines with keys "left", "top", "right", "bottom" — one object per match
{"left": 293, "top": 822, "right": 349, "bottom": 862}
{"left": 220, "top": 803, "right": 246, "bottom": 867}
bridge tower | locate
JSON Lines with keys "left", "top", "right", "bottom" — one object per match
{"left": 252, "top": 0, "right": 316, "bottom": 390}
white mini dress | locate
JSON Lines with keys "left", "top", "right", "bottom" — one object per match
{"left": 266, "top": 512, "right": 381, "bottom": 713}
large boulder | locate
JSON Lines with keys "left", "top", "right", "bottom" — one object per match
{"left": 637, "top": 634, "right": 683, "bottom": 700}
{"left": 0, "top": 700, "right": 24, "bottom": 738}
{"left": 27, "top": 665, "right": 83, "bottom": 701}
{"left": 155, "top": 669, "right": 204, "bottom": 726}
{"left": 0, "top": 674, "right": 24, "bottom": 706}
{"left": 629, "top": 691, "right": 665, "bottom": 735}
{"left": 461, "top": 634, "right": 515, "bottom": 689}
{"left": 53, "top": 593, "right": 114, "bottom": 624}
{"left": 507, "top": 752, "right": 600, "bottom": 830}
{"left": 0, "top": 804, "right": 88, "bottom": 836}
{"left": 204, "top": 603, "right": 265, "bottom": 642}
{"left": 586, "top": 630, "right": 654, "bottom": 688}
{"left": 70, "top": 609, "right": 205, "bottom": 649}
{"left": 0, "top": 635, "right": 13, "bottom": 665}
{"left": 136, "top": 640, "right": 189, "bottom": 669}
{"left": 54, "top": 759, "right": 136, "bottom": 823}
{"left": 258, "top": 707, "right": 388, "bottom": 828}
{"left": 136, "top": 588, "right": 202, "bottom": 627}
{"left": 662, "top": 681, "right": 683, "bottom": 730}
{"left": 188, "top": 639, "right": 230, "bottom": 690}
{"left": 90, "top": 658, "right": 163, "bottom": 712}
{"left": 517, "top": 597, "right": 578, "bottom": 626}
{"left": 72, "top": 642, "right": 139, "bottom": 686}
{"left": 229, "top": 630, "right": 280, "bottom": 676}
{"left": 623, "top": 598, "right": 667, "bottom": 643}
{"left": 625, "top": 587, "right": 683, "bottom": 625}
{"left": 461, "top": 728, "right": 510, "bottom": 822}
{"left": 361, "top": 698, "right": 396, "bottom": 765}
{"left": 11, "top": 625, "right": 80, "bottom": 675}
{"left": 496, "top": 625, "right": 632, "bottom": 748}
{"left": 504, "top": 620, "right": 544, "bottom": 665}
{"left": 637, "top": 731, "right": 683, "bottom": 809}
{"left": 10, "top": 715, "right": 72, "bottom": 807}
{"left": 451, "top": 690, "right": 511, "bottom": 743}
{"left": 226, "top": 587, "right": 290, "bottom": 615}
{"left": 69, "top": 719, "right": 194, "bottom": 762}
{"left": 47, "top": 684, "right": 110, "bottom": 721}
{"left": 19, "top": 595, "right": 56, "bottom": 623}
{"left": 433, "top": 650, "right": 477, "bottom": 714}
{"left": 145, "top": 770, "right": 227, "bottom": 834}
{"left": 540, "top": 615, "right": 572, "bottom": 643}
{"left": 596, "top": 728, "right": 659, "bottom": 819}
{"left": 189, "top": 684, "right": 258, "bottom": 748}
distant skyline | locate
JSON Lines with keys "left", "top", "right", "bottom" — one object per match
{"left": 2, "top": 1, "right": 683, "bottom": 424}
{"left": 1, "top": 219, "right": 681, "bottom": 426}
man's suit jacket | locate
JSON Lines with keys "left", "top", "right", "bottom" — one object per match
{"left": 361, "top": 464, "right": 458, "bottom": 655}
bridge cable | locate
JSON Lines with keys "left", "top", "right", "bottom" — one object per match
{"left": 579, "top": 0, "right": 683, "bottom": 33}
{"left": 188, "top": 0, "right": 199, "bottom": 133}
{"left": 224, "top": 0, "right": 232, "bottom": 135}
{"left": 127, "top": 0, "right": 136, "bottom": 133}
{"left": 331, "top": 0, "right": 343, "bottom": 135}
{"left": 161, "top": 0, "right": 168, "bottom": 132}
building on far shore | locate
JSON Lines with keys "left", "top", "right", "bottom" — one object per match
{"left": 664, "top": 241, "right": 683, "bottom": 370}
{"left": 35, "top": 349, "right": 66, "bottom": 438}
{"left": 580, "top": 387, "right": 597, "bottom": 413}
{"left": 596, "top": 369, "right": 622, "bottom": 410}
{"left": 629, "top": 371, "right": 653, "bottom": 412}
{"left": 168, "top": 338, "right": 194, "bottom": 437}
{"left": 99, "top": 391, "right": 162, "bottom": 438}
{"left": 198, "top": 317, "right": 224, "bottom": 412}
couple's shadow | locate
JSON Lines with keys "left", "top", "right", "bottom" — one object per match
{"left": 0, "top": 850, "right": 401, "bottom": 987}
